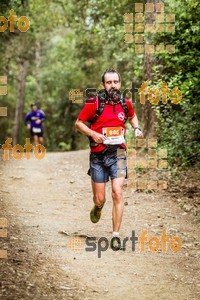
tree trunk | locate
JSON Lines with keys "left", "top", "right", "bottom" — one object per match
{"left": 12, "top": 58, "right": 27, "bottom": 145}
{"left": 141, "top": 0, "right": 159, "bottom": 138}
{"left": 12, "top": 0, "right": 28, "bottom": 145}
{"left": 35, "top": 40, "right": 42, "bottom": 102}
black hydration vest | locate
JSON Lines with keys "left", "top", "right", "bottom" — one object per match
{"left": 88, "top": 90, "right": 129, "bottom": 147}
{"left": 89, "top": 90, "right": 129, "bottom": 125}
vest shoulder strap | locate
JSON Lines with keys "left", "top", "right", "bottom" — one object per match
{"left": 89, "top": 95, "right": 105, "bottom": 124}
{"left": 119, "top": 95, "right": 129, "bottom": 123}
{"left": 89, "top": 93, "right": 129, "bottom": 124}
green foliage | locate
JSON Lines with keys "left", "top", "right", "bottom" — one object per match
{"left": 0, "top": 0, "right": 199, "bottom": 169}
{"left": 152, "top": 0, "right": 200, "bottom": 167}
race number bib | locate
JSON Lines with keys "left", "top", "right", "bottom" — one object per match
{"left": 32, "top": 127, "right": 42, "bottom": 133}
{"left": 102, "top": 127, "right": 125, "bottom": 145}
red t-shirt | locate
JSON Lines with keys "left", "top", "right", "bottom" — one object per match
{"left": 78, "top": 97, "right": 135, "bottom": 152}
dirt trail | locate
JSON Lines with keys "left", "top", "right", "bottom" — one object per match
{"left": 0, "top": 149, "right": 199, "bottom": 300}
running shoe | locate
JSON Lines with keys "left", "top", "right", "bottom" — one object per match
{"left": 110, "top": 236, "right": 121, "bottom": 251}
{"left": 90, "top": 202, "right": 105, "bottom": 223}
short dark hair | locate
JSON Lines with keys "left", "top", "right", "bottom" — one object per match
{"left": 101, "top": 68, "right": 121, "bottom": 84}
{"left": 30, "top": 103, "right": 37, "bottom": 107}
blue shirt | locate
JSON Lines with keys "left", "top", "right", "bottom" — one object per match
{"left": 25, "top": 109, "right": 46, "bottom": 129}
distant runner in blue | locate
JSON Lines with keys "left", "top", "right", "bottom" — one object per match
{"left": 25, "top": 103, "right": 46, "bottom": 145}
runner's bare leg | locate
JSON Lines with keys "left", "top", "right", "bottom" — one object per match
{"left": 111, "top": 177, "right": 125, "bottom": 232}
{"left": 33, "top": 135, "right": 39, "bottom": 146}
{"left": 39, "top": 137, "right": 44, "bottom": 145}
{"left": 91, "top": 180, "right": 106, "bottom": 207}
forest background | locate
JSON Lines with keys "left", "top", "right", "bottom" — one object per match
{"left": 0, "top": 0, "right": 199, "bottom": 169}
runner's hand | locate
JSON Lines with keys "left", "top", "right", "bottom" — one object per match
{"left": 27, "top": 124, "right": 31, "bottom": 130}
{"left": 134, "top": 128, "right": 143, "bottom": 139}
{"left": 90, "top": 131, "right": 107, "bottom": 143}
{"left": 36, "top": 119, "right": 41, "bottom": 124}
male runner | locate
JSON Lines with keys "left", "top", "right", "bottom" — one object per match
{"left": 75, "top": 68, "right": 143, "bottom": 249}
{"left": 24, "top": 103, "right": 46, "bottom": 145}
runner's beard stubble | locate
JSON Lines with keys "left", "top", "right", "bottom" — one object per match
{"left": 106, "top": 88, "right": 120, "bottom": 102}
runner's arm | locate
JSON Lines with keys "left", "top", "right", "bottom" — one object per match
{"left": 40, "top": 110, "right": 46, "bottom": 122}
{"left": 75, "top": 119, "right": 93, "bottom": 137}
{"left": 129, "top": 114, "right": 143, "bottom": 138}
{"left": 129, "top": 114, "right": 139, "bottom": 129}
{"left": 75, "top": 119, "right": 106, "bottom": 143}
{"left": 24, "top": 113, "right": 31, "bottom": 125}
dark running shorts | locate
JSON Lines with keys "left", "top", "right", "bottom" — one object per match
{"left": 88, "top": 145, "right": 127, "bottom": 183}
{"left": 30, "top": 128, "right": 43, "bottom": 137}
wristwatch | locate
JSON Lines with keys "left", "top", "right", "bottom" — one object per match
{"left": 134, "top": 127, "right": 142, "bottom": 131}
